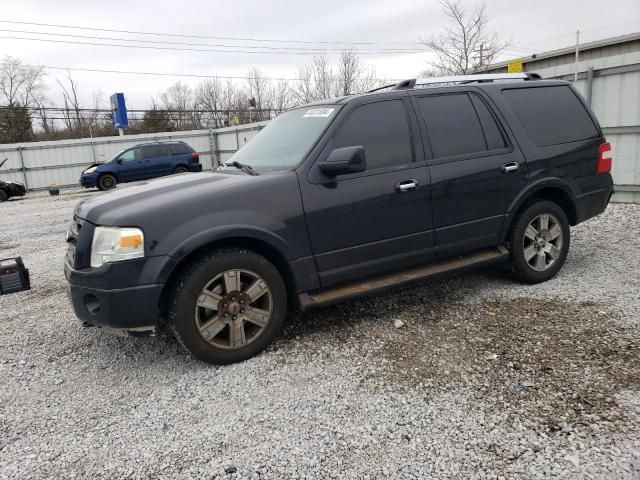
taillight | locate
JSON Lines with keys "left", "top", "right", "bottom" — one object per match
{"left": 597, "top": 142, "right": 612, "bottom": 174}
{"left": 191, "top": 152, "right": 200, "bottom": 163}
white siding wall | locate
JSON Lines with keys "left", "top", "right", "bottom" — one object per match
{"left": 0, "top": 122, "right": 268, "bottom": 191}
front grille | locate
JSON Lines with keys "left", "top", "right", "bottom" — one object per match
{"left": 66, "top": 216, "right": 92, "bottom": 268}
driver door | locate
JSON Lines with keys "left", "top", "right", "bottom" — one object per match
{"left": 115, "top": 147, "right": 144, "bottom": 181}
{"left": 299, "top": 98, "right": 433, "bottom": 287}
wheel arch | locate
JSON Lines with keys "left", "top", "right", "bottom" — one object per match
{"left": 97, "top": 171, "right": 119, "bottom": 184}
{"left": 158, "top": 234, "right": 298, "bottom": 322}
{"left": 173, "top": 164, "right": 190, "bottom": 173}
{"left": 501, "top": 180, "right": 578, "bottom": 244}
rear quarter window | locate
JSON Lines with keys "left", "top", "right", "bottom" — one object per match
{"left": 167, "top": 143, "right": 192, "bottom": 155}
{"left": 502, "top": 85, "right": 598, "bottom": 147}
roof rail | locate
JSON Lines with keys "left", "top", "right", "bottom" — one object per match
{"left": 392, "top": 72, "right": 541, "bottom": 90}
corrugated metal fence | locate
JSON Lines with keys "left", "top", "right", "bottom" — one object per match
{"left": 0, "top": 121, "right": 268, "bottom": 191}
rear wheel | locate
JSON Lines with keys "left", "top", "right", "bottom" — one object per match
{"left": 168, "top": 248, "right": 287, "bottom": 364}
{"left": 173, "top": 166, "right": 189, "bottom": 174}
{"left": 97, "top": 173, "right": 117, "bottom": 191}
{"left": 509, "top": 200, "right": 570, "bottom": 284}
{"left": 0, "top": 189, "right": 7, "bottom": 202}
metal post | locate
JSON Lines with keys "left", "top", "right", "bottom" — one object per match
{"left": 586, "top": 66, "right": 594, "bottom": 106}
{"left": 88, "top": 124, "right": 97, "bottom": 165}
{"left": 574, "top": 30, "right": 580, "bottom": 82}
{"left": 17, "top": 147, "right": 29, "bottom": 191}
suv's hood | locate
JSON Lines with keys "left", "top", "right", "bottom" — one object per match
{"left": 75, "top": 171, "right": 252, "bottom": 225}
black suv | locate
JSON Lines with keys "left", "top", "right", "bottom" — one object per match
{"left": 65, "top": 73, "right": 613, "bottom": 364}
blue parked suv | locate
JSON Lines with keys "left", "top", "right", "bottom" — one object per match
{"left": 80, "top": 141, "right": 203, "bottom": 191}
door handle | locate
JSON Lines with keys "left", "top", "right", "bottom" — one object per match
{"left": 395, "top": 179, "right": 418, "bottom": 193}
{"left": 501, "top": 162, "right": 519, "bottom": 174}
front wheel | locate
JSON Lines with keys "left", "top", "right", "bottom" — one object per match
{"left": 168, "top": 248, "right": 287, "bottom": 364}
{"left": 509, "top": 200, "right": 570, "bottom": 284}
{"left": 97, "top": 173, "right": 117, "bottom": 191}
{"left": 0, "top": 189, "right": 7, "bottom": 202}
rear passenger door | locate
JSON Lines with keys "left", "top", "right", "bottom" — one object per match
{"left": 410, "top": 91, "right": 528, "bottom": 258}
{"left": 140, "top": 145, "right": 172, "bottom": 179}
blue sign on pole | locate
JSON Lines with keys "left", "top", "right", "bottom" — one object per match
{"left": 110, "top": 93, "right": 128, "bottom": 129}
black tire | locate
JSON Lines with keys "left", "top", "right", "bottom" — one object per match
{"left": 173, "top": 166, "right": 189, "bottom": 174}
{"left": 509, "top": 200, "right": 570, "bottom": 284}
{"left": 97, "top": 173, "right": 117, "bottom": 191}
{"left": 168, "top": 248, "right": 287, "bottom": 364}
{"left": 0, "top": 189, "right": 7, "bottom": 202}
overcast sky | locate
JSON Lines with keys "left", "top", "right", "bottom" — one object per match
{"left": 1, "top": 0, "right": 639, "bottom": 108}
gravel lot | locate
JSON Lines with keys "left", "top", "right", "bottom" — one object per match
{"left": 1, "top": 189, "right": 639, "bottom": 479}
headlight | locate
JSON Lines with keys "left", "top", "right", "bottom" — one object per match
{"left": 90, "top": 227, "right": 145, "bottom": 268}
{"left": 84, "top": 166, "right": 97, "bottom": 174}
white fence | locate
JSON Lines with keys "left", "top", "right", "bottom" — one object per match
{"left": 0, "top": 122, "right": 268, "bottom": 191}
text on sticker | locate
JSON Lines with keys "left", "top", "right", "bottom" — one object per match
{"left": 303, "top": 108, "right": 335, "bottom": 118}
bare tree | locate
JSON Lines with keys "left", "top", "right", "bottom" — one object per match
{"left": 161, "top": 81, "right": 199, "bottom": 129}
{"left": 56, "top": 71, "right": 83, "bottom": 131}
{"left": 293, "top": 64, "right": 315, "bottom": 104}
{"left": 422, "top": 1, "right": 509, "bottom": 75}
{"left": 336, "top": 49, "right": 377, "bottom": 95}
{"left": 0, "top": 56, "right": 47, "bottom": 107}
{"left": 195, "top": 78, "right": 224, "bottom": 127}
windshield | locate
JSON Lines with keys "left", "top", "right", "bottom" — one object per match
{"left": 227, "top": 105, "right": 338, "bottom": 170}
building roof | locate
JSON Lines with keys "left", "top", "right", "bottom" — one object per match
{"left": 487, "top": 31, "right": 640, "bottom": 70}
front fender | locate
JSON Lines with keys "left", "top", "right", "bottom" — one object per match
{"left": 168, "top": 224, "right": 296, "bottom": 262}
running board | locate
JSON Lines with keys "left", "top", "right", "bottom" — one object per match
{"left": 298, "top": 246, "right": 509, "bottom": 310}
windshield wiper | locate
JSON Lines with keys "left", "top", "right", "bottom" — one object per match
{"left": 226, "top": 161, "right": 258, "bottom": 176}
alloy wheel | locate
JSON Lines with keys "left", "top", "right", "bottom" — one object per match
{"left": 194, "top": 269, "right": 273, "bottom": 350}
{"left": 522, "top": 213, "right": 564, "bottom": 272}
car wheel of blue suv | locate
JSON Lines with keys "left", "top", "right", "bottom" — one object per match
{"left": 98, "top": 174, "right": 117, "bottom": 191}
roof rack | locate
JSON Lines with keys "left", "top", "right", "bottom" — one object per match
{"left": 392, "top": 72, "right": 541, "bottom": 90}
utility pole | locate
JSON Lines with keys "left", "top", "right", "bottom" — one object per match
{"left": 574, "top": 30, "right": 580, "bottom": 82}
{"left": 479, "top": 43, "right": 484, "bottom": 69}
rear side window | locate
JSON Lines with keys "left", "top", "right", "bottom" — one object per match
{"left": 333, "top": 100, "right": 413, "bottom": 170}
{"left": 470, "top": 95, "right": 506, "bottom": 150}
{"left": 141, "top": 145, "right": 168, "bottom": 159}
{"left": 416, "top": 93, "right": 503, "bottom": 158}
{"left": 167, "top": 143, "right": 192, "bottom": 155}
{"left": 503, "top": 86, "right": 598, "bottom": 146}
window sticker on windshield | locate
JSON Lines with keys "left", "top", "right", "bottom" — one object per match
{"left": 303, "top": 108, "right": 335, "bottom": 118}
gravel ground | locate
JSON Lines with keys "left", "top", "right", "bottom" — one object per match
{"left": 1, "top": 189, "right": 639, "bottom": 479}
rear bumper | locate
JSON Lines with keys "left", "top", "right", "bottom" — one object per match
{"left": 575, "top": 187, "right": 613, "bottom": 224}
{"left": 188, "top": 164, "right": 203, "bottom": 172}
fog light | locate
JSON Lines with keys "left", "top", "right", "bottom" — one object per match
{"left": 0, "top": 257, "right": 31, "bottom": 295}
{"left": 83, "top": 294, "right": 101, "bottom": 315}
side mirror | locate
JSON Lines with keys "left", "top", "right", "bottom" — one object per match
{"left": 318, "top": 146, "right": 366, "bottom": 176}
{"left": 116, "top": 159, "right": 123, "bottom": 165}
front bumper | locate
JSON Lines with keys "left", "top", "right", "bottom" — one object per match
{"left": 65, "top": 256, "right": 165, "bottom": 332}
{"left": 79, "top": 172, "right": 99, "bottom": 188}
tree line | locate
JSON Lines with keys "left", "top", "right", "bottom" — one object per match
{"left": 0, "top": 1, "right": 508, "bottom": 144}
{"left": 0, "top": 49, "right": 382, "bottom": 143}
